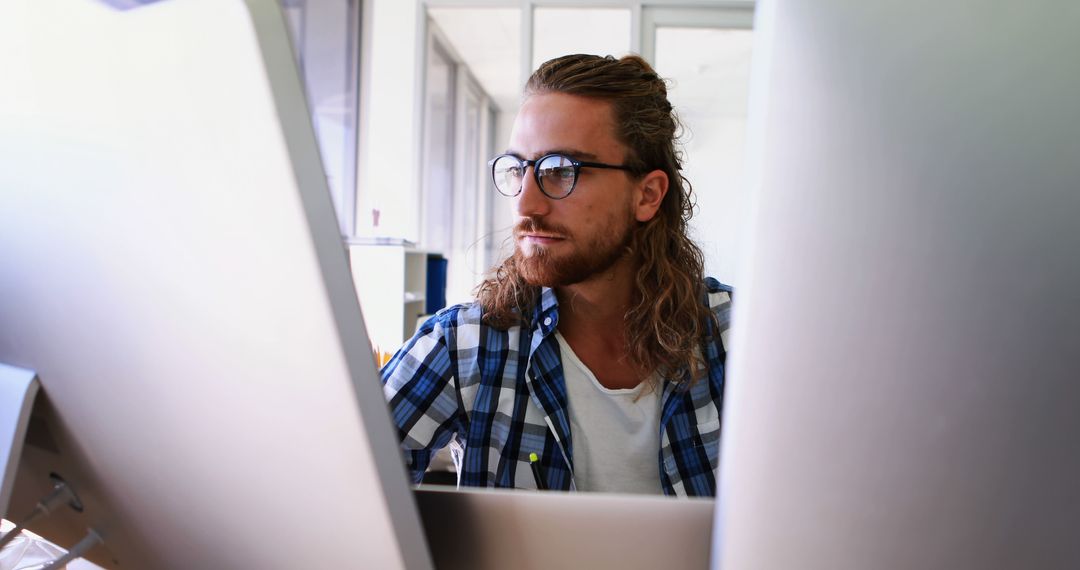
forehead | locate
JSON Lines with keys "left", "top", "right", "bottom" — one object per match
{"left": 508, "top": 92, "right": 624, "bottom": 160}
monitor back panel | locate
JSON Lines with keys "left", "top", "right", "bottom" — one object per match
{"left": 0, "top": 1, "right": 430, "bottom": 568}
{"left": 717, "top": 1, "right": 1080, "bottom": 569}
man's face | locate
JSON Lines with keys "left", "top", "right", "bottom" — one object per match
{"left": 506, "top": 92, "right": 639, "bottom": 287}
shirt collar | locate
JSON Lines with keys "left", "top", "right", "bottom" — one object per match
{"left": 531, "top": 286, "right": 560, "bottom": 337}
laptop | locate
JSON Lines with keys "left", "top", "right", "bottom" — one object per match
{"left": 416, "top": 486, "right": 714, "bottom": 570}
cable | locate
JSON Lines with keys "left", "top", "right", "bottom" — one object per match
{"left": 41, "top": 529, "right": 103, "bottom": 570}
{"left": 0, "top": 478, "right": 81, "bottom": 550}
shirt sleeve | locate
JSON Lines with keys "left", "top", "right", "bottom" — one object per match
{"left": 380, "top": 313, "right": 464, "bottom": 483}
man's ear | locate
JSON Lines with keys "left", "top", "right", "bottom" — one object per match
{"left": 633, "top": 169, "right": 669, "bottom": 222}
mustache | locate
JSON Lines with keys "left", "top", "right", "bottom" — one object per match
{"left": 514, "top": 217, "right": 570, "bottom": 238}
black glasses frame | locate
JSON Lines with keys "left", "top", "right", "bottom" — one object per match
{"left": 489, "top": 153, "right": 636, "bottom": 200}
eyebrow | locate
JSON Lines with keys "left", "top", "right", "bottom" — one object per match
{"left": 503, "top": 148, "right": 600, "bottom": 161}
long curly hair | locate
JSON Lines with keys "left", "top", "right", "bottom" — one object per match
{"left": 475, "top": 54, "right": 715, "bottom": 385}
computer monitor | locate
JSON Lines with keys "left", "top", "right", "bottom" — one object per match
{"left": 716, "top": 0, "right": 1080, "bottom": 568}
{"left": 0, "top": 0, "right": 432, "bottom": 568}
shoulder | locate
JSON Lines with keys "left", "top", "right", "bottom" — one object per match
{"left": 415, "top": 300, "right": 524, "bottom": 350}
{"left": 704, "top": 277, "right": 733, "bottom": 309}
{"left": 418, "top": 300, "right": 486, "bottom": 333}
{"left": 382, "top": 302, "right": 488, "bottom": 390}
{"left": 386, "top": 302, "right": 485, "bottom": 371}
{"left": 703, "top": 277, "right": 733, "bottom": 337}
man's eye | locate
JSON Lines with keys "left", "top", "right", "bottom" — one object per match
{"left": 541, "top": 167, "right": 574, "bottom": 179}
{"left": 554, "top": 167, "right": 574, "bottom": 179}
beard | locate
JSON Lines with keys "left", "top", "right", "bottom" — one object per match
{"left": 513, "top": 212, "right": 635, "bottom": 287}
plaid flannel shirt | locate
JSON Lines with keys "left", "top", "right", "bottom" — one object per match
{"left": 381, "top": 277, "right": 732, "bottom": 497}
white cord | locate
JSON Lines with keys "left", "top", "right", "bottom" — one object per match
{"left": 0, "top": 480, "right": 79, "bottom": 550}
{"left": 41, "top": 528, "right": 103, "bottom": 570}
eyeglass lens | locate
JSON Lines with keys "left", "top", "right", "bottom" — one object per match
{"left": 492, "top": 154, "right": 577, "bottom": 199}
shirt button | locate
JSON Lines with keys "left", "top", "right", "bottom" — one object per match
{"left": 544, "top": 317, "right": 552, "bottom": 326}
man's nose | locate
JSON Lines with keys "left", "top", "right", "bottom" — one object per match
{"left": 514, "top": 166, "right": 551, "bottom": 218}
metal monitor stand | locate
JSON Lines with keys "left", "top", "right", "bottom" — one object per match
{"left": 0, "top": 363, "right": 101, "bottom": 569}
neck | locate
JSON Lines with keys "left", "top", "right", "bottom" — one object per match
{"left": 554, "top": 257, "right": 652, "bottom": 389}
{"left": 555, "top": 257, "right": 637, "bottom": 340}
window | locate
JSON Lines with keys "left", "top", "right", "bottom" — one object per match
{"left": 532, "top": 8, "right": 632, "bottom": 68}
{"left": 280, "top": 0, "right": 361, "bottom": 237}
{"left": 645, "top": 6, "right": 755, "bottom": 285}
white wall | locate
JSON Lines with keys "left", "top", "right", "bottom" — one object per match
{"left": 487, "top": 107, "right": 519, "bottom": 266}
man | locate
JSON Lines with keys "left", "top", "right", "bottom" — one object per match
{"left": 382, "top": 54, "right": 731, "bottom": 497}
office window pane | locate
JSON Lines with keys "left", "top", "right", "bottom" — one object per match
{"left": 280, "top": 0, "right": 360, "bottom": 237}
{"left": 655, "top": 27, "right": 753, "bottom": 286}
{"left": 532, "top": 8, "right": 631, "bottom": 69}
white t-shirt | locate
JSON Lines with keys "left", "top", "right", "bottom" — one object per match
{"left": 555, "top": 332, "right": 662, "bottom": 494}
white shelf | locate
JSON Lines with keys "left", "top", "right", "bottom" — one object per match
{"left": 348, "top": 244, "right": 432, "bottom": 352}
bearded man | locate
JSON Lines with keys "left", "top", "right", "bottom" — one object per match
{"left": 381, "top": 54, "right": 732, "bottom": 497}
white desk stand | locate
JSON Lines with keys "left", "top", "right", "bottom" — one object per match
{"left": 0, "top": 363, "right": 38, "bottom": 519}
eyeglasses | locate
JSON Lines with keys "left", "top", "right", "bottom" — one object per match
{"left": 489, "top": 153, "right": 636, "bottom": 200}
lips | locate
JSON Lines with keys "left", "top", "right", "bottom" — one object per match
{"left": 518, "top": 234, "right": 565, "bottom": 249}
{"left": 515, "top": 217, "right": 569, "bottom": 244}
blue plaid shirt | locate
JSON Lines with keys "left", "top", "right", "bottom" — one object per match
{"left": 381, "top": 278, "right": 732, "bottom": 497}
